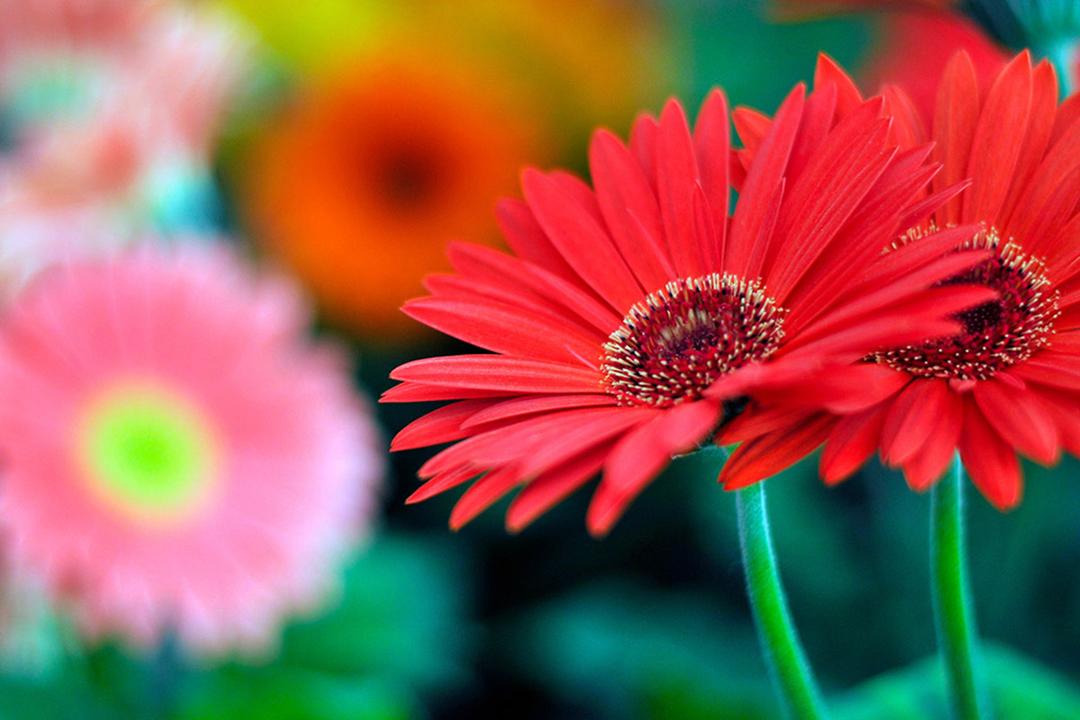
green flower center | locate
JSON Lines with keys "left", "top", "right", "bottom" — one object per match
{"left": 78, "top": 383, "right": 220, "bottom": 527}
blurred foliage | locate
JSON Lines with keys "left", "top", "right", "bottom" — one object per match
{"left": 833, "top": 644, "right": 1080, "bottom": 720}
{"left": 273, "top": 534, "right": 474, "bottom": 693}
{"left": 0, "top": 534, "right": 473, "bottom": 720}
{"left": 180, "top": 671, "right": 417, "bottom": 720}
{"left": 483, "top": 449, "right": 1080, "bottom": 719}
{"left": 503, "top": 581, "right": 780, "bottom": 719}
{"left": 670, "top": 0, "right": 872, "bottom": 111}
{"left": 685, "top": 448, "right": 1080, "bottom": 693}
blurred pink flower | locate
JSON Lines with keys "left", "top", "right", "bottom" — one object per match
{"left": 0, "top": 244, "right": 383, "bottom": 655}
{"left": 0, "top": 538, "right": 60, "bottom": 675}
{"left": 0, "top": 0, "right": 246, "bottom": 247}
{"left": 0, "top": 0, "right": 245, "bottom": 157}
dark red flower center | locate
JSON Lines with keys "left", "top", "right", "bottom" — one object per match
{"left": 877, "top": 228, "right": 1060, "bottom": 381}
{"left": 600, "top": 274, "right": 786, "bottom": 407}
{"left": 368, "top": 140, "right": 447, "bottom": 211}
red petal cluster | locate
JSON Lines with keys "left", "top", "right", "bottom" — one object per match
{"left": 732, "top": 52, "right": 1080, "bottom": 509}
{"left": 387, "top": 57, "right": 1000, "bottom": 535}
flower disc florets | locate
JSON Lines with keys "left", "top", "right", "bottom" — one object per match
{"left": 601, "top": 273, "right": 786, "bottom": 407}
{"left": 878, "top": 227, "right": 1060, "bottom": 381}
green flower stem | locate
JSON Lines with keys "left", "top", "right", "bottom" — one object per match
{"left": 737, "top": 482, "right": 829, "bottom": 720}
{"left": 931, "top": 456, "right": 990, "bottom": 720}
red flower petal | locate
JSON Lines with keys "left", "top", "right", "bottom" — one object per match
{"left": 999, "top": 60, "right": 1059, "bottom": 231}
{"left": 858, "top": 225, "right": 978, "bottom": 289}
{"left": 460, "top": 394, "right": 616, "bottom": 429}
{"left": 783, "top": 153, "right": 941, "bottom": 321}
{"left": 1011, "top": 353, "right": 1080, "bottom": 391}
{"left": 759, "top": 364, "right": 909, "bottom": 414}
{"left": 495, "top": 198, "right": 576, "bottom": 282}
{"left": 381, "top": 383, "right": 518, "bottom": 403}
{"left": 882, "top": 83, "right": 928, "bottom": 148}
{"left": 727, "top": 84, "right": 805, "bottom": 277}
{"left": 1051, "top": 94, "right": 1080, "bottom": 145}
{"left": 406, "top": 466, "right": 477, "bottom": 505}
{"left": 445, "top": 242, "right": 620, "bottom": 335}
{"left": 512, "top": 409, "right": 657, "bottom": 479}
{"left": 391, "top": 399, "right": 498, "bottom": 451}
{"left": 1036, "top": 388, "right": 1080, "bottom": 457}
{"left": 450, "top": 466, "right": 522, "bottom": 530}
{"left": 961, "top": 51, "right": 1033, "bottom": 223}
{"left": 719, "top": 415, "right": 834, "bottom": 491}
{"left": 418, "top": 407, "right": 649, "bottom": 479}
{"left": 785, "top": 250, "right": 992, "bottom": 347}
{"left": 589, "top": 129, "right": 673, "bottom": 290}
{"left": 932, "top": 51, "right": 981, "bottom": 226}
{"left": 958, "top": 397, "right": 1023, "bottom": 509}
{"left": 732, "top": 107, "right": 771, "bottom": 157}
{"left": 717, "top": 405, "right": 817, "bottom": 445}
{"left": 390, "top": 355, "right": 601, "bottom": 394}
{"left": 506, "top": 443, "right": 611, "bottom": 533}
{"left": 880, "top": 378, "right": 951, "bottom": 466}
{"left": 767, "top": 100, "right": 894, "bottom": 300}
{"left": 820, "top": 405, "right": 886, "bottom": 486}
{"left": 588, "top": 400, "right": 721, "bottom": 535}
{"left": 630, "top": 113, "right": 659, "bottom": 190}
{"left": 522, "top": 169, "right": 644, "bottom": 312}
{"left": 402, "top": 297, "right": 601, "bottom": 367}
{"left": 1015, "top": 165, "right": 1080, "bottom": 265}
{"left": 657, "top": 99, "right": 709, "bottom": 277}
{"left": 973, "top": 378, "right": 1060, "bottom": 465}
{"left": 785, "top": 80, "right": 838, "bottom": 187}
{"left": 815, "top": 52, "right": 863, "bottom": 117}
{"left": 901, "top": 387, "right": 964, "bottom": 492}
{"left": 693, "top": 88, "right": 731, "bottom": 265}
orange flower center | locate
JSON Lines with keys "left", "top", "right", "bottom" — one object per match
{"left": 366, "top": 139, "right": 447, "bottom": 212}
{"left": 877, "top": 227, "right": 1060, "bottom": 381}
{"left": 601, "top": 274, "right": 786, "bottom": 407}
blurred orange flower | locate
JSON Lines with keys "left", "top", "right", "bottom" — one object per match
{"left": 395, "top": 0, "right": 672, "bottom": 158}
{"left": 224, "top": 0, "right": 672, "bottom": 155}
{"left": 232, "top": 0, "right": 672, "bottom": 343}
{"left": 243, "top": 54, "right": 538, "bottom": 341}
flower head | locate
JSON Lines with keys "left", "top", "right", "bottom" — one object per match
{"left": 0, "top": 245, "right": 383, "bottom": 654}
{"left": 727, "top": 52, "right": 1080, "bottom": 509}
{"left": 387, "top": 81, "right": 991, "bottom": 536}
{"left": 243, "top": 52, "right": 537, "bottom": 341}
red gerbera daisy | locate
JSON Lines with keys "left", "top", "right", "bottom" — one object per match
{"left": 724, "top": 51, "right": 1080, "bottom": 509}
{"left": 386, "top": 83, "right": 993, "bottom": 536}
